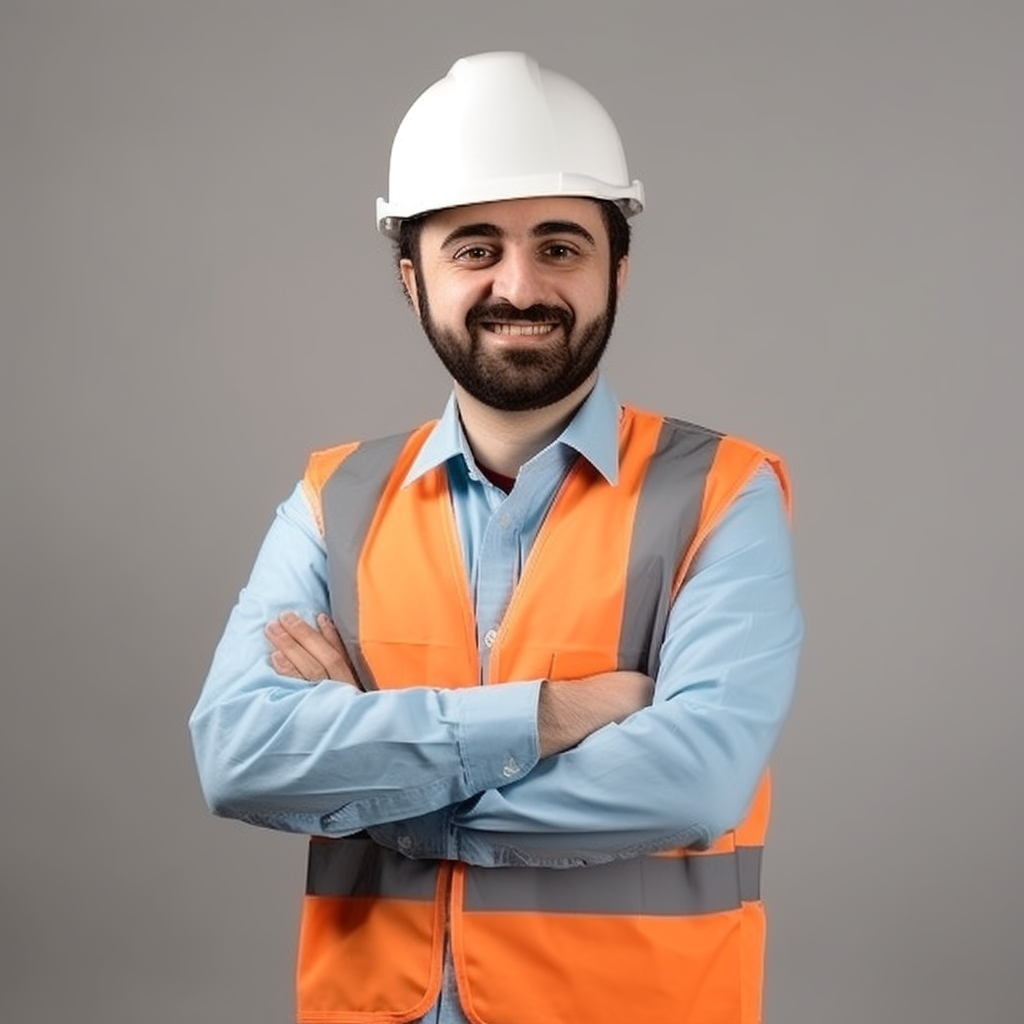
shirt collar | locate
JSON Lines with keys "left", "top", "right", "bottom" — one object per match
{"left": 402, "top": 375, "right": 621, "bottom": 488}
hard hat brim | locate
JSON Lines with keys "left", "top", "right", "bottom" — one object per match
{"left": 376, "top": 178, "right": 645, "bottom": 238}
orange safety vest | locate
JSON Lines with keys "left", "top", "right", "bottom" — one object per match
{"left": 298, "top": 405, "right": 790, "bottom": 1024}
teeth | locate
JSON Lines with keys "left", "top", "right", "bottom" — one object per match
{"left": 484, "top": 323, "right": 556, "bottom": 336}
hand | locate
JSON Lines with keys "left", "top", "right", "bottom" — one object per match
{"left": 265, "top": 612, "right": 360, "bottom": 687}
{"left": 537, "top": 670, "right": 654, "bottom": 758}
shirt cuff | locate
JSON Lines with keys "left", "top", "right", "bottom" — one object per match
{"left": 454, "top": 679, "right": 542, "bottom": 793}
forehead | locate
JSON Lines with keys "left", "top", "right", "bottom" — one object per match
{"left": 421, "top": 196, "right": 606, "bottom": 247}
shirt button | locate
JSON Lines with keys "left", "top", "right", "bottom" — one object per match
{"left": 499, "top": 513, "right": 512, "bottom": 529}
{"left": 397, "top": 835, "right": 413, "bottom": 853}
{"left": 501, "top": 757, "right": 520, "bottom": 779}
{"left": 483, "top": 628, "right": 498, "bottom": 648}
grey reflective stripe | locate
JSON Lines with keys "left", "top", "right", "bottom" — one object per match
{"left": 621, "top": 420, "right": 721, "bottom": 677}
{"left": 306, "top": 837, "right": 439, "bottom": 900}
{"left": 322, "top": 432, "right": 414, "bottom": 691}
{"left": 738, "top": 844, "right": 762, "bottom": 902}
{"left": 464, "top": 848, "right": 762, "bottom": 917}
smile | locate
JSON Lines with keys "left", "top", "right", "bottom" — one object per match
{"left": 481, "top": 323, "right": 558, "bottom": 336}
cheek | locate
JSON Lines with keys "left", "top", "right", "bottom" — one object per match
{"left": 571, "top": 279, "right": 612, "bottom": 317}
{"left": 426, "top": 273, "right": 491, "bottom": 322}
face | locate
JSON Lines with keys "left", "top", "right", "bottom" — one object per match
{"left": 401, "top": 197, "right": 628, "bottom": 412}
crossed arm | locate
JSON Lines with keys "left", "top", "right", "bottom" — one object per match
{"left": 265, "top": 611, "right": 653, "bottom": 760}
{"left": 189, "top": 467, "right": 801, "bottom": 865}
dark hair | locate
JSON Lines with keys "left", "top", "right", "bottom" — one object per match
{"left": 396, "top": 214, "right": 426, "bottom": 265}
{"left": 394, "top": 198, "right": 632, "bottom": 277}
{"left": 598, "top": 199, "right": 632, "bottom": 269}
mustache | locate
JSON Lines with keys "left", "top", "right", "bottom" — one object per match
{"left": 466, "top": 302, "right": 574, "bottom": 333}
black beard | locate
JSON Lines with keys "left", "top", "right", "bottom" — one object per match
{"left": 415, "top": 275, "right": 618, "bottom": 413}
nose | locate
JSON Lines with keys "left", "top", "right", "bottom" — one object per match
{"left": 490, "top": 247, "right": 548, "bottom": 309}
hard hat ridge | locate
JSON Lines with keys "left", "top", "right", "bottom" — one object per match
{"left": 376, "top": 51, "right": 645, "bottom": 237}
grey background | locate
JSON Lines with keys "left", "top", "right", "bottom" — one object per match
{"left": 1, "top": 1, "right": 1020, "bottom": 1022}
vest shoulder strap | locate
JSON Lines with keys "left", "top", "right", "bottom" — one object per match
{"left": 670, "top": 429, "right": 790, "bottom": 595}
{"left": 302, "top": 442, "right": 360, "bottom": 537}
{"left": 301, "top": 423, "right": 437, "bottom": 536}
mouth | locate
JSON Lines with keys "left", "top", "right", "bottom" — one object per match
{"left": 480, "top": 322, "right": 559, "bottom": 337}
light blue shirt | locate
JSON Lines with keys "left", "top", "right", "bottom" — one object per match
{"left": 189, "top": 376, "right": 803, "bottom": 1023}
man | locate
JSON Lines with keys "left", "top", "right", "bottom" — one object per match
{"left": 190, "top": 51, "right": 803, "bottom": 1024}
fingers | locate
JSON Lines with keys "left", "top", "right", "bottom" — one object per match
{"left": 315, "top": 613, "right": 359, "bottom": 681}
{"left": 315, "top": 613, "right": 345, "bottom": 653}
{"left": 266, "top": 612, "right": 359, "bottom": 686}
{"left": 313, "top": 606, "right": 358, "bottom": 679}
{"left": 266, "top": 616, "right": 329, "bottom": 681}
{"left": 270, "top": 650, "right": 304, "bottom": 678}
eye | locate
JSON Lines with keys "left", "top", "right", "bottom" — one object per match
{"left": 540, "top": 242, "right": 580, "bottom": 261}
{"left": 453, "top": 244, "right": 496, "bottom": 263}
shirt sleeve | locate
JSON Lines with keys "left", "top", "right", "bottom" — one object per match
{"left": 440, "top": 465, "right": 803, "bottom": 867}
{"left": 188, "top": 483, "right": 542, "bottom": 836}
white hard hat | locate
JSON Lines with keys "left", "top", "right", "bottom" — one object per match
{"left": 376, "top": 51, "right": 645, "bottom": 237}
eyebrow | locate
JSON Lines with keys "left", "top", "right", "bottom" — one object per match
{"left": 532, "top": 221, "right": 596, "bottom": 246}
{"left": 439, "top": 220, "right": 596, "bottom": 249}
{"left": 440, "top": 223, "right": 503, "bottom": 248}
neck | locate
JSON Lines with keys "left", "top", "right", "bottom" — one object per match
{"left": 454, "top": 372, "right": 598, "bottom": 478}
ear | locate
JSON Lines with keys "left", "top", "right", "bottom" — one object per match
{"left": 615, "top": 255, "right": 630, "bottom": 298}
{"left": 399, "top": 258, "right": 421, "bottom": 316}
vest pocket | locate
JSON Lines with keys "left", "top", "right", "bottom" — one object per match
{"left": 547, "top": 647, "right": 646, "bottom": 680}
{"left": 360, "top": 639, "right": 478, "bottom": 689}
{"left": 297, "top": 839, "right": 448, "bottom": 1022}
{"left": 455, "top": 899, "right": 750, "bottom": 1024}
